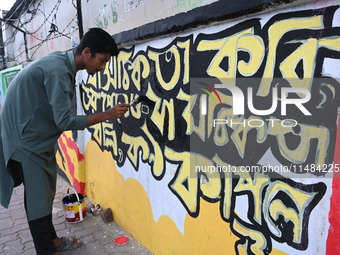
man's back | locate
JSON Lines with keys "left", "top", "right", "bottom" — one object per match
{"left": 1, "top": 51, "right": 85, "bottom": 162}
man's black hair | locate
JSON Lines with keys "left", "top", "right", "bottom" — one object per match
{"left": 75, "top": 27, "right": 118, "bottom": 57}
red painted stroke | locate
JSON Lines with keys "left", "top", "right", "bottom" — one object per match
{"left": 326, "top": 109, "right": 340, "bottom": 255}
{"left": 58, "top": 133, "right": 85, "bottom": 194}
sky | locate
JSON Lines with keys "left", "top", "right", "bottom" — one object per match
{"left": 0, "top": 0, "right": 16, "bottom": 11}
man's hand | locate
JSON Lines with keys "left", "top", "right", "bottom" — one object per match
{"left": 86, "top": 103, "right": 131, "bottom": 127}
{"left": 107, "top": 104, "right": 131, "bottom": 120}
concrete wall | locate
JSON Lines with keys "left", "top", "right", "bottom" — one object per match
{"left": 1, "top": 0, "right": 217, "bottom": 64}
{"left": 2, "top": 0, "right": 340, "bottom": 254}
{"left": 62, "top": 1, "right": 340, "bottom": 254}
{"left": 82, "top": 0, "right": 218, "bottom": 34}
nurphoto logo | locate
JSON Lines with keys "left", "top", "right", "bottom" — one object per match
{"left": 196, "top": 79, "right": 312, "bottom": 128}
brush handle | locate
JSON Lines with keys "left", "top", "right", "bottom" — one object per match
{"left": 129, "top": 96, "right": 145, "bottom": 106}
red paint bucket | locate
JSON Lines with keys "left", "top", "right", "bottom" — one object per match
{"left": 62, "top": 187, "right": 86, "bottom": 223}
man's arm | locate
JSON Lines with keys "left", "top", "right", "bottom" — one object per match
{"left": 86, "top": 104, "right": 131, "bottom": 127}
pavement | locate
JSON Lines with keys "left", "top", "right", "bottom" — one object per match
{"left": 0, "top": 174, "right": 154, "bottom": 255}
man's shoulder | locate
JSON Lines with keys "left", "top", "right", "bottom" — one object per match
{"left": 34, "top": 51, "right": 69, "bottom": 71}
{"left": 19, "top": 51, "right": 71, "bottom": 78}
{"left": 43, "top": 51, "right": 68, "bottom": 61}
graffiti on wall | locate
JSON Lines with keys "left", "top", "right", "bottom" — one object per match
{"left": 125, "top": 0, "right": 146, "bottom": 12}
{"left": 56, "top": 131, "right": 86, "bottom": 194}
{"left": 79, "top": 6, "right": 340, "bottom": 254}
{"left": 176, "top": 0, "right": 204, "bottom": 11}
{"left": 95, "top": 2, "right": 120, "bottom": 29}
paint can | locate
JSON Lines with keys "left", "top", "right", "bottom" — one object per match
{"left": 62, "top": 187, "right": 86, "bottom": 223}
